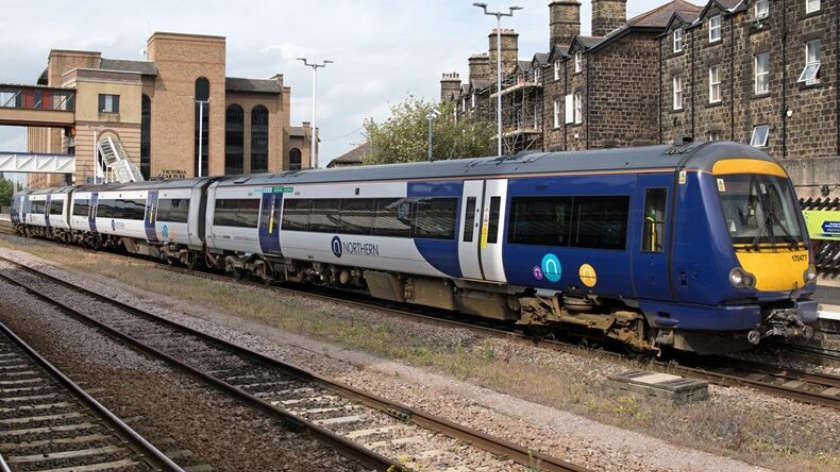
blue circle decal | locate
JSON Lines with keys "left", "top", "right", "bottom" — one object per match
{"left": 541, "top": 253, "right": 562, "bottom": 282}
{"left": 331, "top": 236, "right": 342, "bottom": 258}
{"left": 162, "top": 224, "right": 169, "bottom": 238}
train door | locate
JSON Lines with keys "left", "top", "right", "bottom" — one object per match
{"left": 633, "top": 174, "right": 672, "bottom": 300}
{"left": 458, "top": 180, "right": 485, "bottom": 280}
{"left": 44, "top": 194, "right": 52, "bottom": 230}
{"left": 258, "top": 189, "right": 283, "bottom": 256}
{"left": 479, "top": 179, "right": 508, "bottom": 282}
{"left": 89, "top": 193, "right": 98, "bottom": 233}
{"left": 144, "top": 191, "right": 159, "bottom": 242}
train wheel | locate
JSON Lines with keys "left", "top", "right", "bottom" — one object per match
{"left": 254, "top": 262, "right": 272, "bottom": 285}
{"left": 184, "top": 251, "right": 198, "bottom": 271}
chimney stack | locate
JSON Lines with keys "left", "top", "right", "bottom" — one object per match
{"left": 488, "top": 29, "right": 519, "bottom": 78}
{"left": 591, "top": 0, "right": 627, "bottom": 37}
{"left": 468, "top": 53, "right": 491, "bottom": 85}
{"left": 440, "top": 72, "right": 462, "bottom": 102}
{"left": 548, "top": 1, "right": 581, "bottom": 49}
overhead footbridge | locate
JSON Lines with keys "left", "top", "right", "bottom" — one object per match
{"left": 0, "top": 84, "right": 75, "bottom": 128}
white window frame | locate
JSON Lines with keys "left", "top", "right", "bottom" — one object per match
{"left": 553, "top": 97, "right": 561, "bottom": 129}
{"left": 534, "top": 67, "right": 541, "bottom": 83}
{"left": 709, "top": 65, "right": 722, "bottom": 104}
{"left": 573, "top": 91, "right": 583, "bottom": 124}
{"left": 673, "top": 75, "right": 683, "bottom": 110}
{"left": 806, "top": 0, "right": 821, "bottom": 15}
{"left": 751, "top": 125, "right": 770, "bottom": 148}
{"left": 673, "top": 28, "right": 684, "bottom": 53}
{"left": 709, "top": 15, "right": 722, "bottom": 43}
{"left": 471, "top": 91, "right": 476, "bottom": 109}
{"left": 574, "top": 52, "right": 583, "bottom": 74}
{"left": 799, "top": 39, "right": 822, "bottom": 84}
{"left": 707, "top": 130, "right": 723, "bottom": 142}
{"left": 754, "top": 52, "right": 770, "bottom": 95}
{"left": 755, "top": 0, "right": 769, "bottom": 19}
{"left": 554, "top": 60, "right": 561, "bottom": 81}
{"left": 461, "top": 97, "right": 466, "bottom": 112}
{"left": 564, "top": 94, "right": 574, "bottom": 124}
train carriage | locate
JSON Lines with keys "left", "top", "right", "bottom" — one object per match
{"left": 11, "top": 141, "right": 819, "bottom": 353}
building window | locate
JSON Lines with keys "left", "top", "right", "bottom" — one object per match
{"left": 751, "top": 125, "right": 770, "bottom": 147}
{"left": 673, "top": 75, "right": 684, "bottom": 110}
{"left": 553, "top": 97, "right": 561, "bottom": 128}
{"left": 574, "top": 52, "right": 582, "bottom": 73}
{"left": 806, "top": 0, "right": 821, "bottom": 14}
{"left": 564, "top": 94, "right": 574, "bottom": 124}
{"left": 754, "top": 53, "right": 770, "bottom": 95}
{"left": 224, "top": 105, "right": 244, "bottom": 175}
{"left": 140, "top": 94, "right": 151, "bottom": 180}
{"left": 673, "top": 28, "right": 684, "bottom": 53}
{"left": 250, "top": 105, "right": 269, "bottom": 173}
{"left": 573, "top": 91, "right": 583, "bottom": 124}
{"left": 194, "top": 77, "right": 210, "bottom": 177}
{"left": 98, "top": 94, "right": 119, "bottom": 113}
{"left": 461, "top": 97, "right": 466, "bottom": 112}
{"left": 289, "top": 148, "right": 302, "bottom": 170}
{"left": 755, "top": 0, "right": 769, "bottom": 19}
{"left": 799, "top": 39, "right": 822, "bottom": 84}
{"left": 707, "top": 130, "right": 723, "bottom": 141}
{"left": 709, "top": 15, "right": 722, "bottom": 43}
{"left": 471, "top": 91, "right": 476, "bottom": 109}
{"left": 554, "top": 60, "right": 561, "bottom": 81}
{"left": 534, "top": 67, "right": 541, "bottom": 83}
{"left": 709, "top": 65, "right": 722, "bottom": 103}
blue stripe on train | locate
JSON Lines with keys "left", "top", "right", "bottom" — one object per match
{"left": 407, "top": 181, "right": 463, "bottom": 278}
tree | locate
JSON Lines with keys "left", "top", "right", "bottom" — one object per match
{"left": 0, "top": 178, "right": 13, "bottom": 209}
{"left": 362, "top": 96, "right": 495, "bottom": 165}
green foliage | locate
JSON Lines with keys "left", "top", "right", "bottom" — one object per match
{"left": 362, "top": 96, "right": 495, "bottom": 165}
{"left": 0, "top": 178, "right": 14, "bottom": 208}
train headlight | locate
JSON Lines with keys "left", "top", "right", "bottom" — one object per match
{"left": 804, "top": 264, "right": 817, "bottom": 283}
{"left": 729, "top": 267, "right": 756, "bottom": 288}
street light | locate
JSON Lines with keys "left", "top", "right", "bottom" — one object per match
{"left": 426, "top": 109, "right": 439, "bottom": 162}
{"left": 297, "top": 58, "right": 333, "bottom": 168}
{"left": 473, "top": 2, "right": 522, "bottom": 157}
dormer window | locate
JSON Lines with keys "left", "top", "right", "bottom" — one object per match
{"left": 471, "top": 91, "right": 476, "bottom": 109}
{"left": 574, "top": 52, "right": 582, "bottom": 73}
{"left": 755, "top": 0, "right": 769, "bottom": 19}
{"left": 553, "top": 60, "right": 561, "bottom": 81}
{"left": 534, "top": 67, "right": 541, "bottom": 83}
{"left": 673, "top": 28, "right": 684, "bottom": 53}
{"left": 709, "top": 15, "right": 722, "bottom": 43}
{"left": 806, "top": 0, "right": 821, "bottom": 14}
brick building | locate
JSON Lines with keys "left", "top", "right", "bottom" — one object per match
{"left": 24, "top": 32, "right": 315, "bottom": 188}
{"left": 441, "top": 0, "right": 839, "bottom": 193}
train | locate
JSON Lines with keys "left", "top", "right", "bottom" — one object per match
{"left": 10, "top": 141, "right": 818, "bottom": 354}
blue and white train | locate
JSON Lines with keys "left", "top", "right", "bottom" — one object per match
{"left": 11, "top": 142, "right": 818, "bottom": 353}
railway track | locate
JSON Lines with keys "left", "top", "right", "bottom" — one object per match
{"left": 0, "top": 254, "right": 590, "bottom": 472}
{"left": 0, "top": 319, "right": 186, "bottom": 472}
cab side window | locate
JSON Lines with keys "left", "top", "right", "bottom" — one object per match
{"left": 642, "top": 188, "right": 667, "bottom": 252}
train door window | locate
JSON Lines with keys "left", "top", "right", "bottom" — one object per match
{"left": 463, "top": 197, "right": 477, "bottom": 242}
{"left": 309, "top": 199, "right": 341, "bottom": 233}
{"left": 372, "top": 198, "right": 412, "bottom": 238}
{"left": 73, "top": 200, "right": 89, "bottom": 216}
{"left": 282, "top": 199, "right": 311, "bottom": 231}
{"left": 486, "top": 196, "right": 501, "bottom": 244}
{"left": 414, "top": 198, "right": 457, "bottom": 240}
{"left": 572, "top": 196, "right": 629, "bottom": 250}
{"left": 642, "top": 189, "right": 667, "bottom": 252}
{"left": 340, "top": 199, "right": 375, "bottom": 235}
{"left": 49, "top": 200, "right": 63, "bottom": 215}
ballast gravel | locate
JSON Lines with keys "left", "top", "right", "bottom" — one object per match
{"left": 0, "top": 246, "right": 789, "bottom": 472}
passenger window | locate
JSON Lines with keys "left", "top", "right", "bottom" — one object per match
{"left": 487, "top": 196, "right": 501, "bottom": 244}
{"left": 642, "top": 188, "right": 667, "bottom": 252}
{"left": 463, "top": 197, "right": 476, "bottom": 242}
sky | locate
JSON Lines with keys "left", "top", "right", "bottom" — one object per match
{"left": 0, "top": 0, "right": 669, "bottom": 169}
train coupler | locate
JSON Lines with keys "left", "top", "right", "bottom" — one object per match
{"left": 748, "top": 308, "right": 815, "bottom": 345}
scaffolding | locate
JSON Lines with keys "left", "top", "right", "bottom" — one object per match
{"left": 490, "top": 73, "right": 543, "bottom": 155}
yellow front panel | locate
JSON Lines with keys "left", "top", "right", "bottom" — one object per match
{"left": 712, "top": 159, "right": 787, "bottom": 178}
{"left": 735, "top": 248, "right": 808, "bottom": 291}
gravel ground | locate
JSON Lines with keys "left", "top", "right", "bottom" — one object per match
{"left": 0, "top": 246, "right": 800, "bottom": 472}
{"left": 0, "top": 267, "right": 369, "bottom": 472}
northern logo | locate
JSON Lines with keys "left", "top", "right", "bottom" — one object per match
{"left": 331, "top": 236, "right": 343, "bottom": 258}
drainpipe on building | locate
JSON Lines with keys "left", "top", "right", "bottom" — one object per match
{"left": 729, "top": 14, "right": 735, "bottom": 141}
{"left": 658, "top": 39, "right": 663, "bottom": 143}
{"left": 835, "top": 2, "right": 840, "bottom": 156}
{"left": 690, "top": 28, "right": 695, "bottom": 139}
{"left": 781, "top": 0, "right": 788, "bottom": 159}
{"left": 585, "top": 52, "right": 591, "bottom": 149}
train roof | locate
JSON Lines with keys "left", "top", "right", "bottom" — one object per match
{"left": 213, "top": 141, "right": 774, "bottom": 187}
{"left": 72, "top": 177, "right": 211, "bottom": 193}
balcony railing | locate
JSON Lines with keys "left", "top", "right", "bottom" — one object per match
{"left": 0, "top": 85, "right": 75, "bottom": 112}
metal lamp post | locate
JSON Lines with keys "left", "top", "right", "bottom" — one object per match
{"left": 426, "top": 109, "right": 439, "bottom": 162}
{"left": 473, "top": 2, "right": 522, "bottom": 157}
{"left": 297, "top": 58, "right": 333, "bottom": 168}
{"left": 196, "top": 98, "right": 209, "bottom": 177}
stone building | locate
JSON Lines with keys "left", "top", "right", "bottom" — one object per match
{"left": 23, "top": 32, "right": 315, "bottom": 188}
{"left": 440, "top": 0, "right": 839, "bottom": 192}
